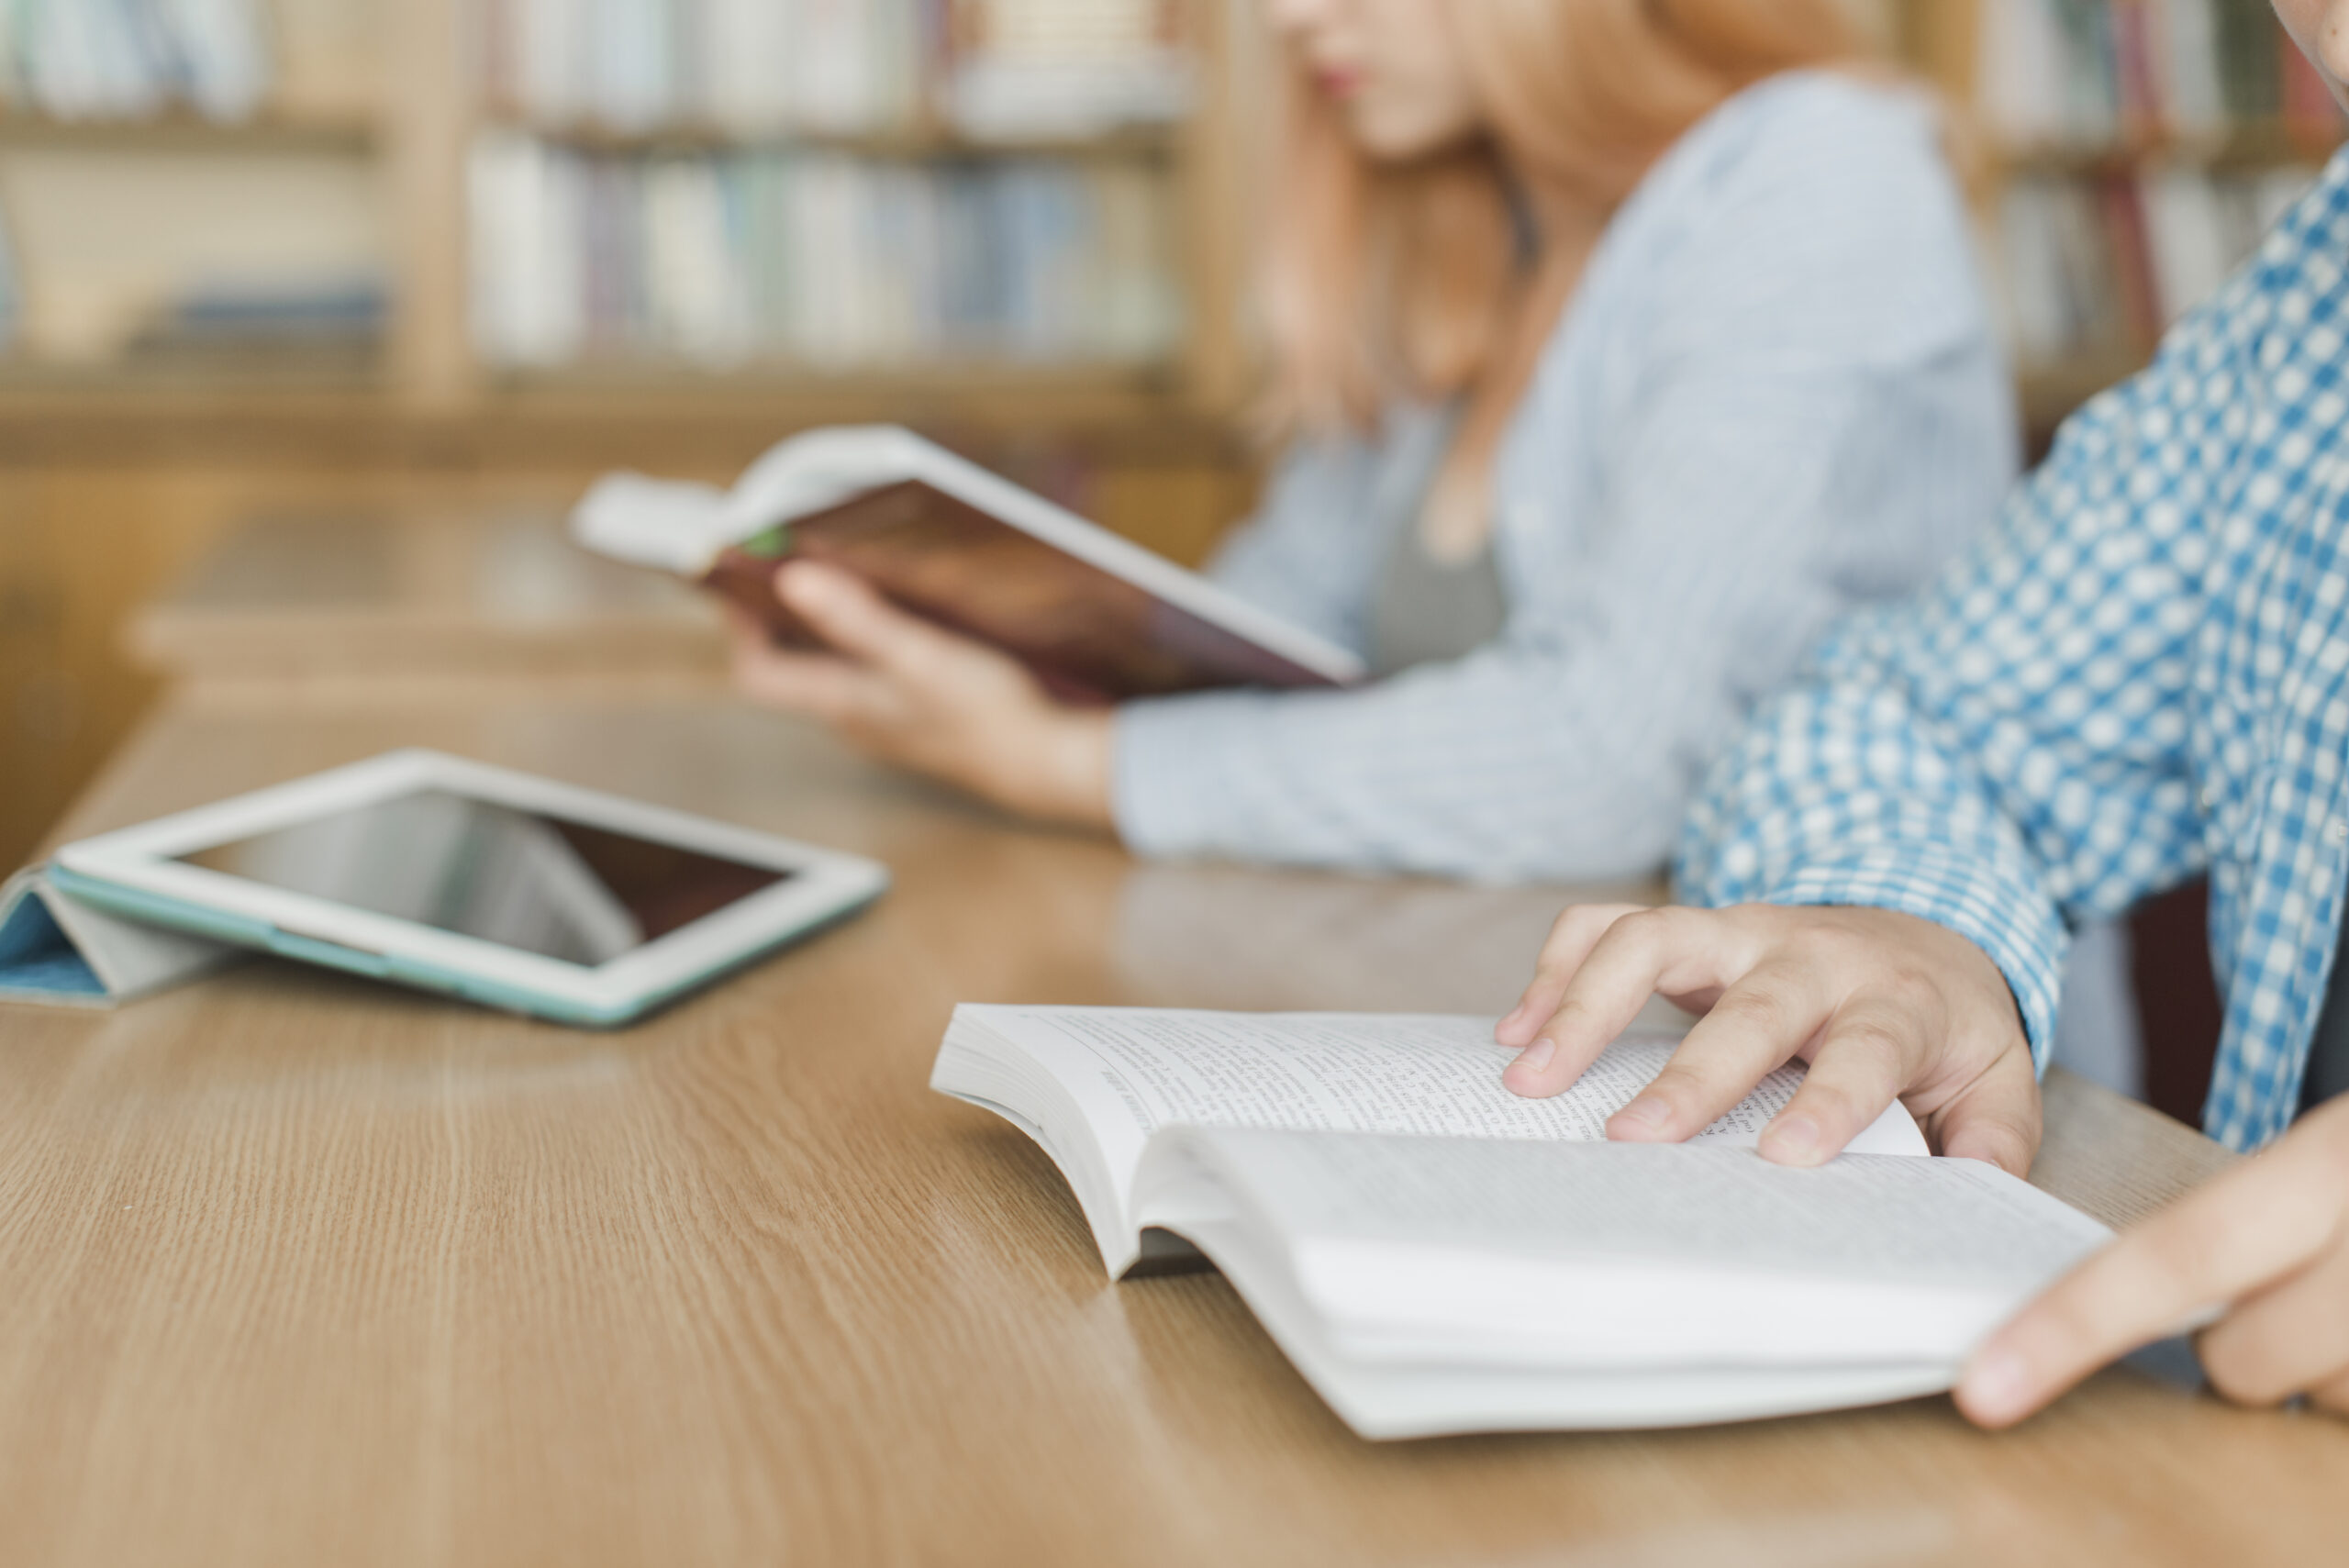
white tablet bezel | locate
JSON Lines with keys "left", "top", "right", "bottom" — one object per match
{"left": 52, "top": 749, "right": 889, "bottom": 1024}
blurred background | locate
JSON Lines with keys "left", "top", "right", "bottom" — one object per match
{"left": 0, "top": 0, "right": 2341, "bottom": 874}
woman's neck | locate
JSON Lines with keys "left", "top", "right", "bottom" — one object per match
{"left": 1415, "top": 176, "right": 1607, "bottom": 562}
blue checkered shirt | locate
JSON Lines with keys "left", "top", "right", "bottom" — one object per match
{"left": 1684, "top": 146, "right": 2349, "bottom": 1151}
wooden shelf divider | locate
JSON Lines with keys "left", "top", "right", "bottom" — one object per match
{"left": 0, "top": 108, "right": 378, "bottom": 152}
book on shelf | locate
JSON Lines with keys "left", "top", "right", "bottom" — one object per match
{"left": 948, "top": 0, "right": 1192, "bottom": 140}
{"left": 0, "top": 0, "right": 271, "bottom": 122}
{"left": 1974, "top": 0, "right": 2343, "bottom": 149}
{"left": 930, "top": 1005, "right": 2120, "bottom": 1438}
{"left": 573, "top": 423, "right": 1365, "bottom": 701}
{"left": 468, "top": 130, "right": 1180, "bottom": 371}
{"left": 1994, "top": 164, "right": 2312, "bottom": 367}
{"left": 0, "top": 199, "right": 17, "bottom": 353}
{"left": 474, "top": 0, "right": 1190, "bottom": 139}
{"left": 0, "top": 142, "right": 385, "bottom": 365}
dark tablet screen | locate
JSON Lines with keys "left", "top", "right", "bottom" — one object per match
{"left": 180, "top": 790, "right": 789, "bottom": 966}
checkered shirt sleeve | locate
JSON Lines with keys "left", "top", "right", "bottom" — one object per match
{"left": 1681, "top": 165, "right": 2347, "bottom": 1106}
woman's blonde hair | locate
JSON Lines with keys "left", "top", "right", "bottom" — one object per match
{"left": 1262, "top": 0, "right": 1876, "bottom": 436}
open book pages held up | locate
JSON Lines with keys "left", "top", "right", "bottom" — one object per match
{"left": 570, "top": 425, "right": 1364, "bottom": 701}
{"left": 930, "top": 1006, "right": 1932, "bottom": 1273}
{"left": 931, "top": 1006, "right": 2112, "bottom": 1438}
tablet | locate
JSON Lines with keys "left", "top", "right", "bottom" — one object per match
{"left": 50, "top": 750, "right": 890, "bottom": 1027}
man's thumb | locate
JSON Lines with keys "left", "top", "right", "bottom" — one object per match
{"left": 1933, "top": 1048, "right": 2043, "bottom": 1176}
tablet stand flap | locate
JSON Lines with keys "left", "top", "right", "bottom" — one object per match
{"left": 0, "top": 866, "right": 237, "bottom": 1007}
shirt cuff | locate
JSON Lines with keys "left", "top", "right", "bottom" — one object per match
{"left": 1750, "top": 844, "right": 2070, "bottom": 1074}
{"left": 1110, "top": 693, "right": 1269, "bottom": 861}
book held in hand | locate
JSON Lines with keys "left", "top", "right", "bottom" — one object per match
{"left": 571, "top": 425, "right": 1365, "bottom": 703}
{"left": 931, "top": 1006, "right": 2115, "bottom": 1439}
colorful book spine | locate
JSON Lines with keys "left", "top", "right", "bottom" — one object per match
{"left": 1977, "top": 0, "right": 2343, "bottom": 147}
{"left": 0, "top": 195, "right": 18, "bottom": 353}
{"left": 474, "top": 0, "right": 1189, "bottom": 138}
{"left": 1994, "top": 164, "right": 2316, "bottom": 366}
{"left": 468, "top": 131, "right": 1183, "bottom": 372}
{"left": 0, "top": 0, "right": 273, "bottom": 121}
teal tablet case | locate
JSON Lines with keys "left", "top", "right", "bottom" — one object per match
{"left": 0, "top": 865, "right": 237, "bottom": 1007}
{"left": 39, "top": 862, "right": 882, "bottom": 1028}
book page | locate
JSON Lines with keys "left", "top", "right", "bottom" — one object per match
{"left": 1139, "top": 1129, "right": 2113, "bottom": 1377}
{"left": 1211, "top": 1132, "right": 2106, "bottom": 1288}
{"left": 956, "top": 1007, "right": 1927, "bottom": 1216}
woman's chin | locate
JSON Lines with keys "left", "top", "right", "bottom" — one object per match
{"left": 1341, "top": 104, "right": 1480, "bottom": 166}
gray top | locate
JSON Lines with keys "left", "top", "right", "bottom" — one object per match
{"left": 1368, "top": 529, "right": 1508, "bottom": 680}
{"left": 1364, "top": 410, "right": 1510, "bottom": 679}
{"left": 1109, "top": 72, "right": 2018, "bottom": 884}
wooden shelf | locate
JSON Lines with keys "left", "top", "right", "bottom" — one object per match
{"left": 0, "top": 375, "right": 1249, "bottom": 470}
{"left": 0, "top": 108, "right": 376, "bottom": 153}
{"left": 2018, "top": 349, "right": 2150, "bottom": 439}
{"left": 1993, "top": 121, "right": 2345, "bottom": 178}
{"left": 476, "top": 361, "right": 1208, "bottom": 442}
{"left": 493, "top": 359, "right": 1177, "bottom": 395}
{"left": 0, "top": 350, "right": 384, "bottom": 395}
{"left": 477, "top": 116, "right": 1183, "bottom": 161}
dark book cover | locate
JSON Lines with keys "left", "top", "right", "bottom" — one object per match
{"left": 704, "top": 480, "right": 1348, "bottom": 705}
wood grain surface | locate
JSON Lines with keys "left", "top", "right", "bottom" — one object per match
{"left": 4, "top": 691, "right": 2343, "bottom": 1568}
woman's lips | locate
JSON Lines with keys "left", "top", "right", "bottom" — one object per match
{"left": 1315, "top": 66, "right": 1364, "bottom": 99}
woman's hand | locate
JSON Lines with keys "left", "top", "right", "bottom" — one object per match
{"left": 1958, "top": 1093, "right": 2349, "bottom": 1427}
{"left": 1493, "top": 903, "right": 2042, "bottom": 1173}
{"left": 726, "top": 561, "right": 1115, "bottom": 829}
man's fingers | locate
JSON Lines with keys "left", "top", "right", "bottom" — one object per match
{"left": 1928, "top": 1047, "right": 2043, "bottom": 1177}
{"left": 2197, "top": 1238, "right": 2349, "bottom": 1407}
{"left": 1502, "top": 908, "right": 1744, "bottom": 1101}
{"left": 1497, "top": 905, "right": 1647, "bottom": 1048}
{"left": 1957, "top": 1137, "right": 2345, "bottom": 1428}
{"left": 1755, "top": 1002, "right": 1921, "bottom": 1166}
{"left": 2309, "top": 1364, "right": 2349, "bottom": 1419}
{"left": 1605, "top": 961, "right": 1831, "bottom": 1142}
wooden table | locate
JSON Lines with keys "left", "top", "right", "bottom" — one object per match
{"left": 128, "top": 510, "right": 728, "bottom": 697}
{"left": 3, "top": 688, "right": 2337, "bottom": 1568}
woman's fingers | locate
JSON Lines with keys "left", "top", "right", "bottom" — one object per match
{"left": 1956, "top": 1128, "right": 2346, "bottom": 1427}
{"left": 1503, "top": 908, "right": 1751, "bottom": 1101}
{"left": 1497, "top": 904, "right": 1647, "bottom": 1047}
{"left": 729, "top": 636, "right": 880, "bottom": 725}
{"left": 2197, "top": 1240, "right": 2349, "bottom": 1407}
{"left": 776, "top": 562, "right": 961, "bottom": 677}
{"left": 1756, "top": 1000, "right": 1922, "bottom": 1166}
{"left": 1606, "top": 960, "right": 1832, "bottom": 1142}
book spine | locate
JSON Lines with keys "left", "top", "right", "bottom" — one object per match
{"left": 468, "top": 130, "right": 1181, "bottom": 372}
{"left": 0, "top": 191, "right": 17, "bottom": 354}
{"left": 6, "top": 0, "right": 275, "bottom": 119}
{"left": 1979, "top": 0, "right": 2341, "bottom": 383}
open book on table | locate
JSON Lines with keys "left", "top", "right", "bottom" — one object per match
{"left": 931, "top": 1006, "right": 2114, "bottom": 1439}
{"left": 571, "top": 425, "right": 1365, "bottom": 703}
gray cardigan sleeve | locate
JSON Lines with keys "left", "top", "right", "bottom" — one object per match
{"left": 1113, "top": 76, "right": 2019, "bottom": 883}
{"left": 1186, "top": 436, "right": 1386, "bottom": 657}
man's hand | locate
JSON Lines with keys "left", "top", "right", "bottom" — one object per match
{"left": 727, "top": 561, "right": 1115, "bottom": 829}
{"left": 1494, "top": 903, "right": 2041, "bottom": 1173}
{"left": 1959, "top": 1092, "right": 2349, "bottom": 1427}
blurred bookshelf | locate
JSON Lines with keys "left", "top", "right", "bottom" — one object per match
{"left": 0, "top": 0, "right": 1258, "bottom": 441}
{"left": 1894, "top": 0, "right": 2347, "bottom": 443}
{"left": 0, "top": 1, "right": 2334, "bottom": 450}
